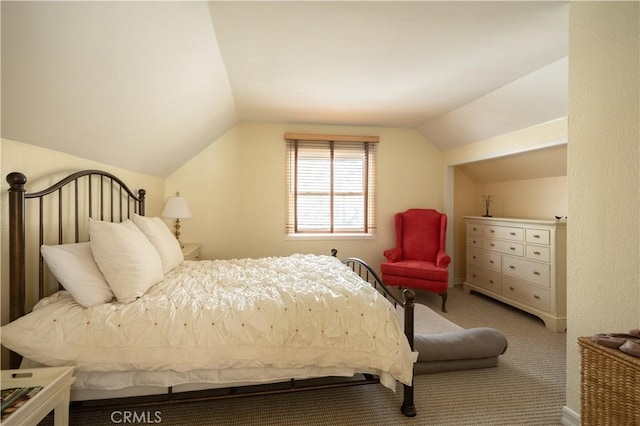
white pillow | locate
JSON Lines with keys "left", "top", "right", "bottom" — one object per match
{"left": 89, "top": 218, "right": 164, "bottom": 304}
{"left": 40, "top": 242, "right": 114, "bottom": 308}
{"left": 132, "top": 214, "right": 184, "bottom": 274}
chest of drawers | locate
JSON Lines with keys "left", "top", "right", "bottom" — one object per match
{"left": 463, "top": 216, "right": 567, "bottom": 332}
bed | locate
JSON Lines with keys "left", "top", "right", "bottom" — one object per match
{"left": 2, "top": 170, "right": 418, "bottom": 417}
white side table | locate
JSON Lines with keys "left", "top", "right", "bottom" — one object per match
{"left": 182, "top": 243, "right": 201, "bottom": 261}
{"left": 1, "top": 366, "right": 75, "bottom": 426}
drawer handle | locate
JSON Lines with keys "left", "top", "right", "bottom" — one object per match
{"left": 510, "top": 232, "right": 516, "bottom": 236}
{"left": 473, "top": 227, "right": 478, "bottom": 231}
{"left": 489, "top": 260, "right": 494, "bottom": 264}
{"left": 510, "top": 246, "right": 516, "bottom": 250}
{"left": 490, "top": 243, "right": 495, "bottom": 247}
{"left": 533, "top": 251, "right": 541, "bottom": 255}
{"left": 472, "top": 274, "right": 477, "bottom": 278}
{"left": 489, "top": 279, "right": 494, "bottom": 284}
{"left": 509, "top": 286, "right": 515, "bottom": 291}
{"left": 533, "top": 234, "right": 541, "bottom": 238}
{"left": 533, "top": 295, "right": 540, "bottom": 300}
{"left": 472, "top": 240, "right": 477, "bottom": 244}
{"left": 533, "top": 271, "right": 541, "bottom": 276}
{"left": 509, "top": 265, "right": 516, "bottom": 269}
{"left": 490, "top": 229, "right": 495, "bottom": 233}
{"left": 472, "top": 256, "right": 477, "bottom": 259}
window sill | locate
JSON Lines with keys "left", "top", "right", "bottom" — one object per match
{"left": 285, "top": 233, "right": 375, "bottom": 241}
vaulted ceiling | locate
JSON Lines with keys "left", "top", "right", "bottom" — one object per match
{"left": 1, "top": 1, "right": 568, "bottom": 177}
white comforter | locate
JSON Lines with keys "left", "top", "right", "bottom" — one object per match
{"left": 1, "top": 254, "right": 414, "bottom": 390}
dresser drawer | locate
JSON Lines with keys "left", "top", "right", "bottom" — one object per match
{"left": 526, "top": 245, "right": 550, "bottom": 262}
{"left": 502, "top": 256, "right": 550, "bottom": 287}
{"left": 526, "top": 228, "right": 550, "bottom": 245}
{"left": 467, "top": 266, "right": 502, "bottom": 293}
{"left": 467, "top": 223, "right": 484, "bottom": 236}
{"left": 484, "top": 238, "right": 524, "bottom": 256}
{"left": 503, "top": 277, "right": 550, "bottom": 311}
{"left": 484, "top": 225, "right": 524, "bottom": 241}
{"left": 467, "top": 234, "right": 483, "bottom": 248}
{"left": 467, "top": 248, "right": 501, "bottom": 273}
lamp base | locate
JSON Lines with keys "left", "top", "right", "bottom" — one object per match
{"left": 173, "top": 219, "right": 184, "bottom": 248}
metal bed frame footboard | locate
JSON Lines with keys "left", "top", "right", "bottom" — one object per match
{"left": 339, "top": 253, "right": 416, "bottom": 417}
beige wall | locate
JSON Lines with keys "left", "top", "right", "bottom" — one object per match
{"left": 476, "top": 176, "right": 567, "bottom": 219}
{"left": 566, "top": 1, "right": 639, "bottom": 417}
{"left": 0, "top": 139, "right": 165, "bottom": 368}
{"left": 167, "top": 122, "right": 445, "bottom": 271}
{"left": 452, "top": 167, "right": 477, "bottom": 283}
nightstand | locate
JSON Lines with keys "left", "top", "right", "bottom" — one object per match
{"left": 182, "top": 243, "right": 201, "bottom": 260}
{"left": 1, "top": 366, "right": 75, "bottom": 426}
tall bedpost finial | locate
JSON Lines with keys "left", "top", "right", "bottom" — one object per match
{"left": 138, "top": 189, "right": 146, "bottom": 216}
{"left": 402, "top": 288, "right": 415, "bottom": 351}
{"left": 7, "top": 172, "right": 27, "bottom": 190}
{"left": 401, "top": 288, "right": 416, "bottom": 417}
{"left": 7, "top": 172, "right": 27, "bottom": 369}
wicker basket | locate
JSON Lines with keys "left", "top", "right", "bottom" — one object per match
{"left": 579, "top": 336, "right": 640, "bottom": 426}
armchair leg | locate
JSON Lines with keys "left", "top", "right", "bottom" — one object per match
{"left": 439, "top": 291, "right": 448, "bottom": 313}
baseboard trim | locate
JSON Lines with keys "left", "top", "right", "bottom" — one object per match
{"left": 561, "top": 406, "right": 579, "bottom": 426}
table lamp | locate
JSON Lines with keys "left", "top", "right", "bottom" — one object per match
{"left": 161, "top": 192, "right": 192, "bottom": 248}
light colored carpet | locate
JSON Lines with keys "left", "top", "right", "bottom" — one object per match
{"left": 41, "top": 285, "right": 566, "bottom": 425}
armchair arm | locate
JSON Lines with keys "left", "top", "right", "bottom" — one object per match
{"left": 436, "top": 250, "right": 451, "bottom": 268}
{"left": 383, "top": 247, "right": 402, "bottom": 262}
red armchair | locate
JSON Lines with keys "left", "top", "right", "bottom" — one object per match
{"left": 381, "top": 209, "right": 451, "bottom": 312}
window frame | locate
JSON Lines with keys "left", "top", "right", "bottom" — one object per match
{"left": 285, "top": 133, "right": 378, "bottom": 239}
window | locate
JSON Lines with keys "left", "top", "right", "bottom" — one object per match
{"left": 285, "top": 133, "right": 377, "bottom": 237}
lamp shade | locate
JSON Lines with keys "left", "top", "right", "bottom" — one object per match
{"left": 162, "top": 194, "right": 192, "bottom": 219}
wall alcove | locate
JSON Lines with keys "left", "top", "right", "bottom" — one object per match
{"left": 447, "top": 143, "right": 568, "bottom": 285}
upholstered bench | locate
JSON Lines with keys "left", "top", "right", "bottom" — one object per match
{"left": 397, "top": 304, "right": 508, "bottom": 374}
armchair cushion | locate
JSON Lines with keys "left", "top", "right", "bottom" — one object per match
{"left": 381, "top": 260, "right": 448, "bottom": 281}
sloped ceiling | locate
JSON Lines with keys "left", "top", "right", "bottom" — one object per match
{"left": 458, "top": 144, "right": 567, "bottom": 184}
{"left": 1, "top": 1, "right": 568, "bottom": 177}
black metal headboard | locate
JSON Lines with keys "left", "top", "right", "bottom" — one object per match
{"left": 6, "top": 170, "right": 146, "bottom": 367}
